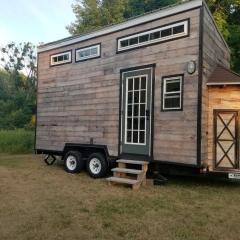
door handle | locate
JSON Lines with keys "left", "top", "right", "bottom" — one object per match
{"left": 146, "top": 109, "right": 150, "bottom": 120}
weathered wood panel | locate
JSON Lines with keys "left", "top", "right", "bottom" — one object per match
{"left": 36, "top": 8, "right": 200, "bottom": 164}
{"left": 202, "top": 5, "right": 231, "bottom": 167}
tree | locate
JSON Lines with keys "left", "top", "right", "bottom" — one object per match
{"left": 0, "top": 42, "right": 37, "bottom": 129}
{"left": 206, "top": 0, "right": 240, "bottom": 72}
{"left": 66, "top": 0, "right": 127, "bottom": 35}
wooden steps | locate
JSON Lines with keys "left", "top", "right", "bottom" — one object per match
{"left": 106, "top": 159, "right": 149, "bottom": 190}
{"left": 111, "top": 168, "right": 143, "bottom": 175}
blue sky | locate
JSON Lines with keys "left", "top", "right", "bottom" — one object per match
{"left": 0, "top": 0, "right": 75, "bottom": 46}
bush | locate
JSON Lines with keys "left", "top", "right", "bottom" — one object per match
{"left": 0, "top": 129, "right": 34, "bottom": 154}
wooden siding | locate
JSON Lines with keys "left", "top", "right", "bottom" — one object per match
{"left": 207, "top": 86, "right": 240, "bottom": 170}
{"left": 36, "top": 8, "right": 200, "bottom": 165}
{"left": 201, "top": 5, "right": 230, "bottom": 166}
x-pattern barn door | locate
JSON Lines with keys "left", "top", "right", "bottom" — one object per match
{"left": 214, "top": 110, "right": 239, "bottom": 169}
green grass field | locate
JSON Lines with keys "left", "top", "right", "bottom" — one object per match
{"left": 0, "top": 129, "right": 34, "bottom": 154}
{"left": 0, "top": 154, "right": 240, "bottom": 240}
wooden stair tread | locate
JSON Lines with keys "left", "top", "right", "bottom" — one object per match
{"left": 111, "top": 168, "right": 143, "bottom": 174}
{"left": 106, "top": 177, "right": 139, "bottom": 185}
{"left": 117, "top": 159, "right": 149, "bottom": 165}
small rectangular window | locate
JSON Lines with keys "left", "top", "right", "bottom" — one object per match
{"left": 118, "top": 20, "right": 189, "bottom": 52}
{"left": 162, "top": 75, "right": 183, "bottom": 111}
{"left": 75, "top": 44, "right": 100, "bottom": 62}
{"left": 50, "top": 51, "right": 71, "bottom": 66}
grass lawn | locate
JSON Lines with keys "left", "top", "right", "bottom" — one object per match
{"left": 0, "top": 154, "right": 240, "bottom": 240}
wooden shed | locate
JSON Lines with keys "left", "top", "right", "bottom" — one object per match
{"left": 207, "top": 66, "right": 240, "bottom": 174}
{"left": 35, "top": 0, "right": 240, "bottom": 185}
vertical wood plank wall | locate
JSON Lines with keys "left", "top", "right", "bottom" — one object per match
{"left": 202, "top": 5, "right": 230, "bottom": 167}
{"left": 207, "top": 86, "right": 240, "bottom": 170}
{"left": 36, "top": 9, "right": 200, "bottom": 165}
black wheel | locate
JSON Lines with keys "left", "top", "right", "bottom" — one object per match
{"left": 64, "top": 151, "right": 84, "bottom": 173}
{"left": 86, "top": 153, "right": 108, "bottom": 178}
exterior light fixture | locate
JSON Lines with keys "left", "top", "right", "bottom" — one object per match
{"left": 187, "top": 61, "right": 196, "bottom": 74}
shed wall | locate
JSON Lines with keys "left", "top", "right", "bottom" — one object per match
{"left": 207, "top": 86, "right": 240, "bottom": 170}
{"left": 36, "top": 8, "right": 200, "bottom": 165}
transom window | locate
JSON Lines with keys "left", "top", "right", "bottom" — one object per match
{"left": 76, "top": 44, "right": 100, "bottom": 61}
{"left": 125, "top": 75, "right": 148, "bottom": 145}
{"left": 50, "top": 51, "right": 71, "bottom": 66}
{"left": 118, "top": 20, "right": 189, "bottom": 52}
{"left": 162, "top": 75, "right": 183, "bottom": 111}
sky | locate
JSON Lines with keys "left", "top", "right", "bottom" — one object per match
{"left": 0, "top": 0, "right": 75, "bottom": 46}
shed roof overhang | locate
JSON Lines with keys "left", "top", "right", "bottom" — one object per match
{"left": 207, "top": 65, "right": 240, "bottom": 86}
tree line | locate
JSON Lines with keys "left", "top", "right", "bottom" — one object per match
{"left": 0, "top": 43, "right": 36, "bottom": 130}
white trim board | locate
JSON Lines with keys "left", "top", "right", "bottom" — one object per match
{"left": 38, "top": 0, "right": 203, "bottom": 53}
{"left": 207, "top": 82, "right": 240, "bottom": 86}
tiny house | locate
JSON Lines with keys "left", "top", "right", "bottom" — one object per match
{"left": 36, "top": 0, "right": 240, "bottom": 183}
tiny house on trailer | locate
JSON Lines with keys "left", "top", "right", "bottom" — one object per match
{"left": 36, "top": 0, "right": 240, "bottom": 186}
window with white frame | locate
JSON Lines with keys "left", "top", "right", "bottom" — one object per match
{"left": 75, "top": 44, "right": 100, "bottom": 61}
{"left": 117, "top": 20, "right": 189, "bottom": 52}
{"left": 162, "top": 75, "right": 183, "bottom": 111}
{"left": 50, "top": 51, "right": 71, "bottom": 66}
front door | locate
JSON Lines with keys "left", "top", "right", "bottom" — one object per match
{"left": 121, "top": 67, "right": 153, "bottom": 156}
{"left": 214, "top": 110, "right": 239, "bottom": 169}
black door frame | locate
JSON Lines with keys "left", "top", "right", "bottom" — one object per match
{"left": 119, "top": 64, "right": 156, "bottom": 161}
{"left": 213, "top": 109, "right": 239, "bottom": 170}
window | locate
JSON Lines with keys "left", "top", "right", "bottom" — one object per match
{"left": 162, "top": 75, "right": 183, "bottom": 111}
{"left": 117, "top": 20, "right": 189, "bottom": 52}
{"left": 50, "top": 51, "right": 71, "bottom": 66}
{"left": 75, "top": 44, "right": 101, "bottom": 62}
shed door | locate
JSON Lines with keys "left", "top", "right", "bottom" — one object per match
{"left": 121, "top": 68, "right": 153, "bottom": 156}
{"left": 214, "top": 110, "right": 239, "bottom": 169}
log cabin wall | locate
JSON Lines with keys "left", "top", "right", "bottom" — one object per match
{"left": 202, "top": 4, "right": 230, "bottom": 167}
{"left": 207, "top": 86, "right": 240, "bottom": 170}
{"left": 36, "top": 7, "right": 200, "bottom": 165}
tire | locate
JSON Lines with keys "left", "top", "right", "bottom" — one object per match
{"left": 64, "top": 151, "right": 84, "bottom": 173}
{"left": 86, "top": 153, "right": 108, "bottom": 178}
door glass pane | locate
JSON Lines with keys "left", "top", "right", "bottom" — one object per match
{"left": 140, "top": 104, "right": 145, "bottom": 116}
{"left": 134, "top": 91, "right": 139, "bottom": 103}
{"left": 128, "top": 78, "right": 133, "bottom": 91}
{"left": 135, "top": 78, "right": 140, "bottom": 90}
{"left": 134, "top": 104, "right": 139, "bottom": 116}
{"left": 140, "top": 91, "right": 146, "bottom": 103}
{"left": 127, "top": 131, "right": 132, "bottom": 142}
{"left": 127, "top": 105, "right": 132, "bottom": 116}
{"left": 141, "top": 77, "right": 146, "bottom": 89}
{"left": 133, "top": 118, "right": 138, "bottom": 130}
{"left": 128, "top": 92, "right": 133, "bottom": 104}
{"left": 140, "top": 118, "right": 145, "bottom": 130}
{"left": 139, "top": 131, "right": 145, "bottom": 143}
{"left": 133, "top": 131, "right": 138, "bottom": 143}
{"left": 127, "top": 118, "right": 132, "bottom": 130}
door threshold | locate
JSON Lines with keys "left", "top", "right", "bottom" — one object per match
{"left": 119, "top": 153, "right": 151, "bottom": 161}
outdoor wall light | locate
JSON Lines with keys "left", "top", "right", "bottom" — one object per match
{"left": 187, "top": 60, "right": 196, "bottom": 74}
